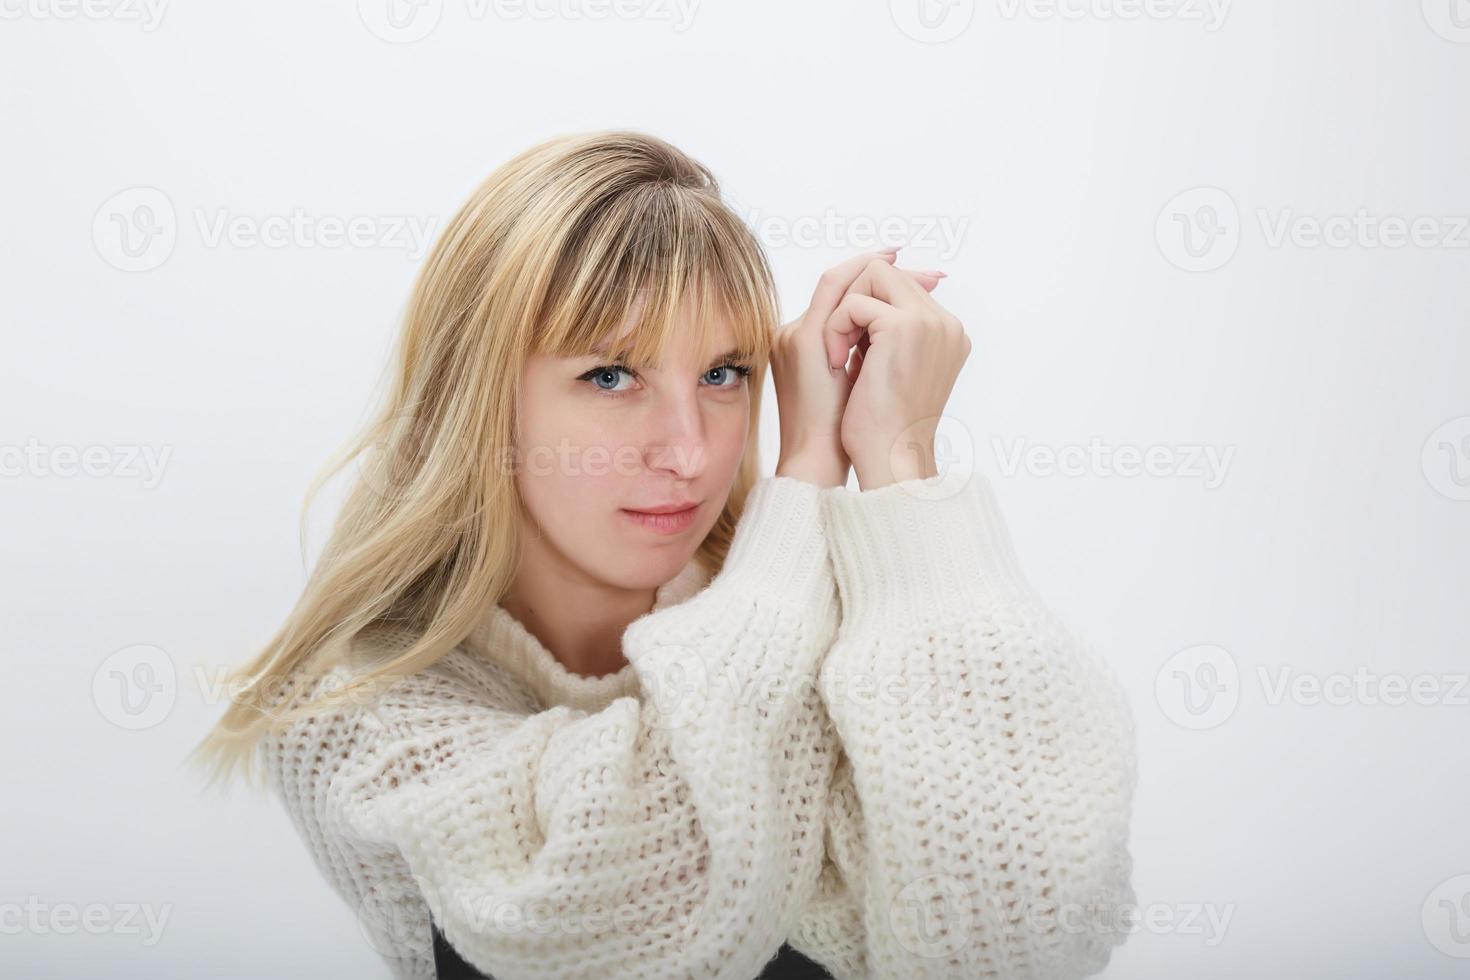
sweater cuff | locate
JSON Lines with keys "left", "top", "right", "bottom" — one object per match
{"left": 708, "top": 474, "right": 834, "bottom": 613}
{"left": 821, "top": 471, "right": 1032, "bottom": 630}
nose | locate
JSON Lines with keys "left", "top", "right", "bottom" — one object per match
{"left": 644, "top": 390, "right": 709, "bottom": 483}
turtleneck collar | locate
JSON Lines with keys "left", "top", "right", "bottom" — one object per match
{"left": 461, "top": 556, "right": 711, "bottom": 714}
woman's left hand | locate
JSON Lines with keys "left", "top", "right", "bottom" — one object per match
{"left": 821, "top": 257, "right": 970, "bottom": 490}
{"left": 772, "top": 250, "right": 944, "bottom": 489}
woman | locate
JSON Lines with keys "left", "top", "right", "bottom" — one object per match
{"left": 189, "top": 130, "right": 1137, "bottom": 980}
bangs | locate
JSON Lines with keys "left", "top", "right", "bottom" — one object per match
{"left": 531, "top": 181, "right": 777, "bottom": 371}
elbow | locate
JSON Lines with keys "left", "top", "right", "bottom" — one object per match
{"left": 1009, "top": 808, "right": 1138, "bottom": 979}
{"left": 976, "top": 762, "right": 1139, "bottom": 978}
{"left": 1045, "top": 844, "right": 1138, "bottom": 978}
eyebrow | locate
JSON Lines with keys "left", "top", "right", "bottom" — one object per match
{"left": 587, "top": 345, "right": 750, "bottom": 368}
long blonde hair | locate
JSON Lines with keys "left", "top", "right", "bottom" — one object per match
{"left": 187, "top": 130, "right": 780, "bottom": 793}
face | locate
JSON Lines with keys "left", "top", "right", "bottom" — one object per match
{"left": 512, "top": 303, "right": 753, "bottom": 593}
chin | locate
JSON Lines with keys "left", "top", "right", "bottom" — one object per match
{"left": 593, "top": 548, "right": 697, "bottom": 592}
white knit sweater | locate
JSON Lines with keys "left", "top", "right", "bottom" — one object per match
{"left": 261, "top": 473, "right": 1137, "bottom": 980}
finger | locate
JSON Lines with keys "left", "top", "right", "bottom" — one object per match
{"left": 808, "top": 257, "right": 938, "bottom": 369}
{"left": 834, "top": 260, "right": 951, "bottom": 352}
{"left": 821, "top": 269, "right": 936, "bottom": 352}
{"left": 806, "top": 249, "right": 900, "bottom": 332}
{"left": 904, "top": 269, "right": 944, "bottom": 291}
{"left": 821, "top": 267, "right": 938, "bottom": 369}
{"left": 852, "top": 256, "right": 943, "bottom": 311}
{"left": 825, "top": 292, "right": 899, "bottom": 370}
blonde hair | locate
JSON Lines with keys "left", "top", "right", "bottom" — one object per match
{"left": 187, "top": 130, "right": 780, "bottom": 793}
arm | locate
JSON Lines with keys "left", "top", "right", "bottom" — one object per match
{"left": 793, "top": 472, "right": 1138, "bottom": 979}
{"left": 262, "top": 474, "right": 843, "bottom": 980}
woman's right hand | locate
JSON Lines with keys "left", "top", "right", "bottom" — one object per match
{"left": 771, "top": 249, "right": 944, "bottom": 488}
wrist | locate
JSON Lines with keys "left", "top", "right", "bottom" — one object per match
{"left": 775, "top": 452, "right": 849, "bottom": 489}
{"left": 851, "top": 447, "right": 938, "bottom": 491}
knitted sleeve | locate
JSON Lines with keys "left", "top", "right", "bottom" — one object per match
{"left": 791, "top": 472, "right": 1138, "bottom": 980}
{"left": 261, "top": 475, "right": 843, "bottom": 980}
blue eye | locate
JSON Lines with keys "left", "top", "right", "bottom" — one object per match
{"left": 581, "top": 364, "right": 635, "bottom": 393}
{"left": 704, "top": 364, "right": 753, "bottom": 388}
{"left": 577, "top": 361, "right": 752, "bottom": 398}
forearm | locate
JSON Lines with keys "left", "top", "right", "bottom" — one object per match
{"left": 813, "top": 472, "right": 1138, "bottom": 979}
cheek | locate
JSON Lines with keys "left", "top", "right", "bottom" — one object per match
{"left": 708, "top": 405, "right": 750, "bottom": 476}
{"left": 516, "top": 408, "right": 631, "bottom": 504}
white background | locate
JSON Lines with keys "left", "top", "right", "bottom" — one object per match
{"left": 3, "top": 1, "right": 1468, "bottom": 977}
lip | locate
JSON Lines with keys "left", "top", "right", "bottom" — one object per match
{"left": 625, "top": 500, "right": 700, "bottom": 515}
{"left": 620, "top": 501, "right": 700, "bottom": 535}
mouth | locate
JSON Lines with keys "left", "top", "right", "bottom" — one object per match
{"left": 620, "top": 502, "right": 700, "bottom": 535}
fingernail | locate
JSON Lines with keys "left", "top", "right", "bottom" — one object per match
{"left": 924, "top": 269, "right": 948, "bottom": 279}
{"left": 880, "top": 245, "right": 901, "bottom": 254}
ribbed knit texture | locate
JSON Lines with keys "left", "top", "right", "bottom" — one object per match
{"left": 261, "top": 472, "right": 1137, "bottom": 980}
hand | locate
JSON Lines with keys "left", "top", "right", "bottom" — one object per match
{"left": 821, "top": 257, "right": 970, "bottom": 491}
{"left": 772, "top": 250, "right": 944, "bottom": 488}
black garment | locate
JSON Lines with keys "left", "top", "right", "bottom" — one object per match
{"left": 430, "top": 917, "right": 835, "bottom": 979}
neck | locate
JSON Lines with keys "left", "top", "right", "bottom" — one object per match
{"left": 497, "top": 570, "right": 656, "bottom": 680}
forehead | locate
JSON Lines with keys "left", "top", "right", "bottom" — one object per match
{"left": 591, "top": 296, "right": 740, "bottom": 368}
